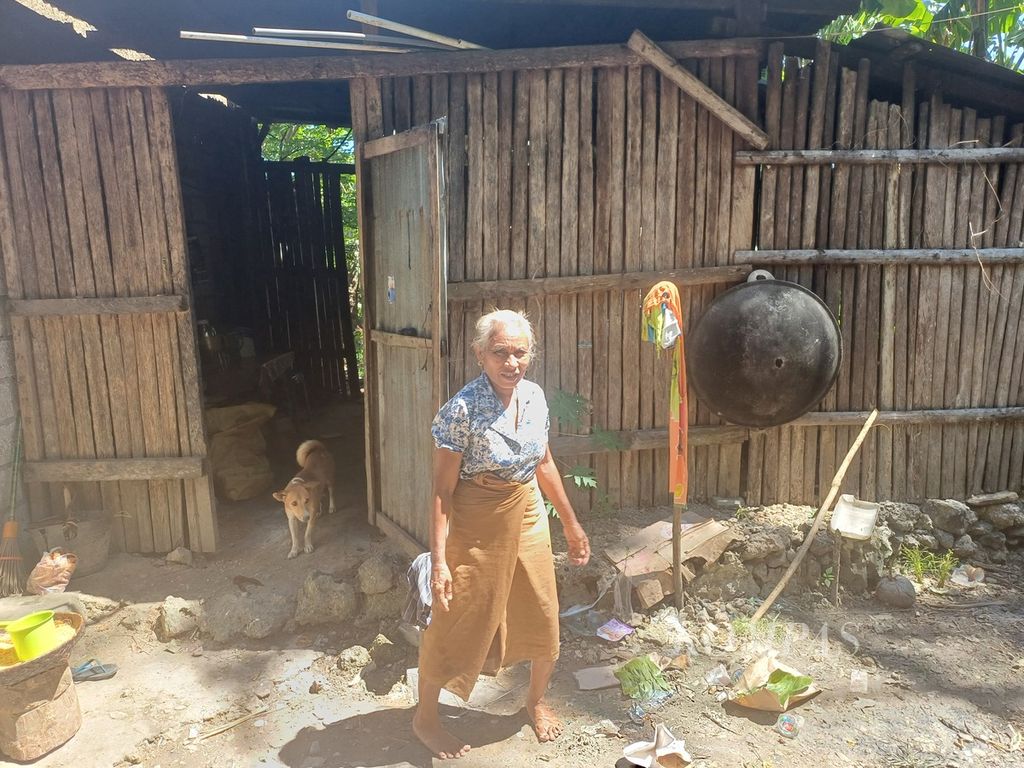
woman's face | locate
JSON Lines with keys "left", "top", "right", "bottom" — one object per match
{"left": 477, "top": 325, "right": 532, "bottom": 401}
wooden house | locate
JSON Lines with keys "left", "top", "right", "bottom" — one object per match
{"left": 1, "top": 0, "right": 1022, "bottom": 554}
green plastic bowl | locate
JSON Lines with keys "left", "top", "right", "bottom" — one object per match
{"left": 6, "top": 610, "right": 59, "bottom": 661}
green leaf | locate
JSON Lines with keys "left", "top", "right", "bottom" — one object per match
{"left": 565, "top": 465, "right": 598, "bottom": 489}
{"left": 764, "top": 669, "right": 813, "bottom": 709}
{"left": 614, "top": 656, "right": 671, "bottom": 700}
{"left": 548, "top": 389, "right": 589, "bottom": 431}
{"left": 879, "top": 0, "right": 921, "bottom": 18}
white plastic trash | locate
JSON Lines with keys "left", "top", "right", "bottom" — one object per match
{"left": 829, "top": 494, "right": 880, "bottom": 541}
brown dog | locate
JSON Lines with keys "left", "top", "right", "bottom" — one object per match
{"left": 273, "top": 440, "right": 336, "bottom": 559}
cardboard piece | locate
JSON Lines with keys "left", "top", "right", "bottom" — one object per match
{"left": 574, "top": 665, "right": 621, "bottom": 691}
{"left": 733, "top": 654, "right": 821, "bottom": 712}
{"left": 603, "top": 513, "right": 738, "bottom": 602}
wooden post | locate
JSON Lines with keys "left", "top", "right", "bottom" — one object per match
{"left": 673, "top": 503, "right": 683, "bottom": 608}
{"left": 831, "top": 537, "right": 842, "bottom": 606}
{"left": 752, "top": 409, "right": 878, "bottom": 623}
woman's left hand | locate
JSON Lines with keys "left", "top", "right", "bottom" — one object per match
{"left": 563, "top": 521, "right": 590, "bottom": 566}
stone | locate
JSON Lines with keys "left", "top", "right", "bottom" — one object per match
{"left": 977, "top": 530, "right": 1007, "bottom": 552}
{"left": 840, "top": 560, "right": 869, "bottom": 595}
{"left": 966, "top": 491, "right": 1019, "bottom": 507}
{"left": 983, "top": 503, "right": 1024, "bottom": 531}
{"left": 294, "top": 571, "right": 358, "bottom": 626}
{"left": 809, "top": 531, "right": 835, "bottom": 558}
{"left": 765, "top": 549, "right": 789, "bottom": 569}
{"left": 165, "top": 547, "right": 194, "bottom": 566}
{"left": 156, "top": 596, "right": 202, "bottom": 641}
{"left": 357, "top": 555, "right": 394, "bottom": 595}
{"left": 720, "top": 551, "right": 742, "bottom": 567}
{"left": 879, "top": 502, "right": 920, "bottom": 534}
{"left": 912, "top": 533, "right": 938, "bottom": 551}
{"left": 952, "top": 534, "right": 978, "bottom": 560}
{"left": 922, "top": 499, "right": 976, "bottom": 536}
{"left": 336, "top": 645, "right": 372, "bottom": 677}
{"left": 738, "top": 529, "right": 789, "bottom": 561}
{"left": 969, "top": 519, "right": 995, "bottom": 538}
{"left": 749, "top": 561, "right": 769, "bottom": 584}
{"left": 361, "top": 586, "right": 406, "bottom": 624}
{"left": 690, "top": 563, "right": 759, "bottom": 601}
{"left": 255, "top": 680, "right": 274, "bottom": 699}
{"left": 369, "top": 634, "right": 405, "bottom": 667}
{"left": 876, "top": 576, "right": 916, "bottom": 608}
{"left": 201, "top": 591, "right": 292, "bottom": 642}
{"left": 934, "top": 529, "right": 956, "bottom": 551}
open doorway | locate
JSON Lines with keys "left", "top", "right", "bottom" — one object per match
{"left": 169, "top": 90, "right": 366, "bottom": 540}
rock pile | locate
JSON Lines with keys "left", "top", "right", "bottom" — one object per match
{"left": 696, "top": 494, "right": 1023, "bottom": 599}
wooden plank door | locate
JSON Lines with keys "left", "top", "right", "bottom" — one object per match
{"left": 0, "top": 87, "right": 218, "bottom": 553}
{"left": 358, "top": 120, "right": 447, "bottom": 549}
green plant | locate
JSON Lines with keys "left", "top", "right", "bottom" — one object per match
{"left": 900, "top": 544, "right": 960, "bottom": 585}
{"left": 548, "top": 388, "right": 589, "bottom": 431}
{"left": 932, "top": 550, "right": 959, "bottom": 587}
{"left": 900, "top": 544, "right": 930, "bottom": 584}
{"left": 819, "top": 566, "right": 835, "bottom": 589}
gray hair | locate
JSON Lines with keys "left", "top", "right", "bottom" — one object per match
{"left": 472, "top": 309, "right": 535, "bottom": 352}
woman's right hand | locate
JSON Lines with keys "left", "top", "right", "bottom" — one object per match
{"left": 431, "top": 561, "right": 453, "bottom": 612}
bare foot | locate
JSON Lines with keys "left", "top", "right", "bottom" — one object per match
{"left": 413, "top": 711, "right": 470, "bottom": 759}
{"left": 527, "top": 700, "right": 564, "bottom": 742}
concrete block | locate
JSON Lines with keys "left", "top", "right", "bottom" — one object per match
{"left": 0, "top": 376, "right": 17, "bottom": 417}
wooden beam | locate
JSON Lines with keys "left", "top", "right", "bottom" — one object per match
{"left": 627, "top": 31, "right": 769, "bottom": 149}
{"left": 0, "top": 39, "right": 763, "bottom": 91}
{"left": 447, "top": 264, "right": 751, "bottom": 301}
{"left": 735, "top": 147, "right": 1024, "bottom": 166}
{"left": 737, "top": 248, "right": 1024, "bottom": 265}
{"left": 23, "top": 457, "right": 205, "bottom": 482}
{"left": 362, "top": 123, "right": 437, "bottom": 160}
{"left": 550, "top": 426, "right": 750, "bottom": 456}
{"left": 549, "top": 407, "right": 1024, "bottom": 456}
{"left": 369, "top": 329, "right": 432, "bottom": 349}
{"left": 791, "top": 407, "right": 1024, "bottom": 426}
{"left": 6, "top": 295, "right": 188, "bottom": 317}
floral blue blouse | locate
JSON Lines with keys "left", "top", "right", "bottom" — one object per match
{"left": 431, "top": 374, "right": 549, "bottom": 483}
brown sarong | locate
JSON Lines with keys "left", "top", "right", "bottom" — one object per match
{"left": 418, "top": 474, "right": 560, "bottom": 700}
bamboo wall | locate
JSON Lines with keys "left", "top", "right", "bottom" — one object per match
{"left": 351, "top": 44, "right": 1024, "bottom": 515}
{"left": 751, "top": 43, "right": 1024, "bottom": 504}
{"left": 0, "top": 88, "right": 218, "bottom": 552}
{"left": 351, "top": 55, "right": 760, "bottom": 513}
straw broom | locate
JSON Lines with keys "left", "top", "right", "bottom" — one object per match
{"left": 0, "top": 416, "right": 23, "bottom": 597}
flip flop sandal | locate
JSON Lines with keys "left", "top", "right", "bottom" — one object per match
{"left": 72, "top": 658, "right": 119, "bottom": 682}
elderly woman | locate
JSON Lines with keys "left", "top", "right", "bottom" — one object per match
{"left": 413, "top": 309, "right": 591, "bottom": 759}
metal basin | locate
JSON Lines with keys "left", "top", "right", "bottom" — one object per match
{"left": 686, "top": 278, "right": 842, "bottom": 428}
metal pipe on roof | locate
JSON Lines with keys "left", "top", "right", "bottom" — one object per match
{"left": 179, "top": 31, "right": 411, "bottom": 54}
{"left": 345, "top": 10, "right": 488, "bottom": 50}
{"left": 252, "top": 27, "right": 452, "bottom": 50}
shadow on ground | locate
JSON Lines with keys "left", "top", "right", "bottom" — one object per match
{"left": 279, "top": 705, "right": 528, "bottom": 767}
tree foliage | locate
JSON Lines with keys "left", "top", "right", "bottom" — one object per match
{"left": 821, "top": 0, "right": 1024, "bottom": 72}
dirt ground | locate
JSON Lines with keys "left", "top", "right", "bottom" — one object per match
{"left": 6, "top": 403, "right": 1023, "bottom": 767}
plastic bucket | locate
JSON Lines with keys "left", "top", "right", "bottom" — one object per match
{"left": 6, "top": 610, "right": 59, "bottom": 661}
{"left": 830, "top": 494, "right": 880, "bottom": 541}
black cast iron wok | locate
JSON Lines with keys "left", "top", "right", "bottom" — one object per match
{"left": 685, "top": 274, "right": 842, "bottom": 428}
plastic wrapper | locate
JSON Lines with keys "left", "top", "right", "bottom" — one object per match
{"left": 25, "top": 547, "right": 78, "bottom": 595}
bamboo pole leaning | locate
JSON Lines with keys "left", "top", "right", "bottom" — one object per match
{"left": 751, "top": 409, "right": 879, "bottom": 623}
